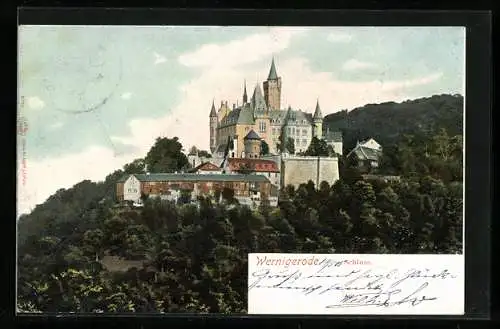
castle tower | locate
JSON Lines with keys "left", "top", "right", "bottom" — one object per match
{"left": 243, "top": 80, "right": 248, "bottom": 104}
{"left": 251, "top": 83, "right": 268, "bottom": 116}
{"left": 313, "top": 99, "right": 323, "bottom": 139}
{"left": 244, "top": 130, "right": 262, "bottom": 159}
{"left": 218, "top": 100, "right": 231, "bottom": 122}
{"left": 209, "top": 100, "right": 218, "bottom": 154}
{"left": 263, "top": 57, "right": 282, "bottom": 111}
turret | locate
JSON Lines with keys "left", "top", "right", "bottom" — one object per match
{"left": 244, "top": 130, "right": 262, "bottom": 159}
{"left": 263, "top": 57, "right": 282, "bottom": 111}
{"left": 313, "top": 99, "right": 323, "bottom": 139}
{"left": 243, "top": 80, "right": 248, "bottom": 104}
{"left": 209, "top": 100, "right": 218, "bottom": 153}
{"left": 251, "top": 83, "right": 268, "bottom": 116}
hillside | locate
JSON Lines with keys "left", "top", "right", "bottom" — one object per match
{"left": 323, "top": 94, "right": 464, "bottom": 151}
{"left": 16, "top": 94, "right": 464, "bottom": 313}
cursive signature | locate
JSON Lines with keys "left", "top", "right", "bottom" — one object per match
{"left": 325, "top": 282, "right": 437, "bottom": 308}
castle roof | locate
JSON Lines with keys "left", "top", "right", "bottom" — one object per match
{"left": 269, "top": 110, "right": 286, "bottom": 120}
{"left": 268, "top": 107, "right": 315, "bottom": 126}
{"left": 268, "top": 57, "right": 278, "bottom": 80}
{"left": 251, "top": 84, "right": 267, "bottom": 113}
{"left": 219, "top": 103, "right": 254, "bottom": 127}
{"left": 313, "top": 99, "right": 323, "bottom": 119}
{"left": 244, "top": 129, "right": 261, "bottom": 140}
{"left": 209, "top": 100, "right": 216, "bottom": 117}
{"left": 117, "top": 173, "right": 270, "bottom": 184}
{"left": 238, "top": 104, "right": 255, "bottom": 124}
{"left": 282, "top": 107, "right": 314, "bottom": 126}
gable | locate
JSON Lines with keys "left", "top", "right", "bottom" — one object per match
{"left": 125, "top": 175, "right": 140, "bottom": 185}
{"left": 360, "top": 138, "right": 381, "bottom": 149}
{"left": 197, "top": 162, "right": 221, "bottom": 171}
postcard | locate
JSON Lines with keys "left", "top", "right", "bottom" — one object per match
{"left": 17, "top": 25, "right": 465, "bottom": 314}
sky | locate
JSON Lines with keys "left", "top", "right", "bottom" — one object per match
{"left": 17, "top": 25, "right": 465, "bottom": 216}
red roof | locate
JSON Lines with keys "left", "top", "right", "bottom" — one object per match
{"left": 193, "top": 162, "right": 221, "bottom": 172}
{"left": 227, "top": 158, "right": 279, "bottom": 173}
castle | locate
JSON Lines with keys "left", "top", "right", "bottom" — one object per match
{"left": 209, "top": 58, "right": 329, "bottom": 158}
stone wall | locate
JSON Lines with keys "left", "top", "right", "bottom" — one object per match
{"left": 281, "top": 155, "right": 340, "bottom": 189}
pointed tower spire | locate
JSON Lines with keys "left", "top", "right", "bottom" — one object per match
{"left": 267, "top": 57, "right": 278, "bottom": 80}
{"left": 312, "top": 99, "right": 323, "bottom": 139}
{"left": 251, "top": 83, "right": 267, "bottom": 113}
{"left": 209, "top": 99, "right": 217, "bottom": 117}
{"left": 243, "top": 79, "right": 248, "bottom": 104}
{"left": 313, "top": 98, "right": 323, "bottom": 119}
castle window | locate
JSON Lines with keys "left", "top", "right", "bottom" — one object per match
{"left": 259, "top": 121, "right": 266, "bottom": 133}
{"left": 302, "top": 129, "right": 307, "bottom": 136}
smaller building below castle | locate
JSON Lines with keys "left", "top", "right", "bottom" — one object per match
{"left": 116, "top": 173, "right": 278, "bottom": 208}
{"left": 346, "top": 138, "right": 383, "bottom": 173}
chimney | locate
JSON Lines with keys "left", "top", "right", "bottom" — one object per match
{"left": 233, "top": 103, "right": 235, "bottom": 110}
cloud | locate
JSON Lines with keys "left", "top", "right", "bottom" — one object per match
{"left": 48, "top": 121, "right": 63, "bottom": 130}
{"left": 276, "top": 58, "right": 444, "bottom": 111}
{"left": 327, "top": 32, "right": 352, "bottom": 43}
{"left": 153, "top": 52, "right": 166, "bottom": 65}
{"left": 16, "top": 28, "right": 451, "bottom": 216}
{"left": 121, "top": 92, "right": 132, "bottom": 100}
{"left": 26, "top": 96, "right": 45, "bottom": 110}
{"left": 380, "top": 72, "right": 443, "bottom": 91}
{"left": 17, "top": 145, "right": 138, "bottom": 217}
{"left": 178, "top": 27, "right": 307, "bottom": 69}
{"left": 342, "top": 59, "right": 378, "bottom": 71}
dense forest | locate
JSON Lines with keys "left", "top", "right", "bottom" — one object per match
{"left": 324, "top": 93, "right": 463, "bottom": 152}
{"left": 17, "top": 94, "right": 464, "bottom": 313}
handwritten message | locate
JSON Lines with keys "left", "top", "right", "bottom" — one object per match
{"left": 247, "top": 253, "right": 464, "bottom": 315}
